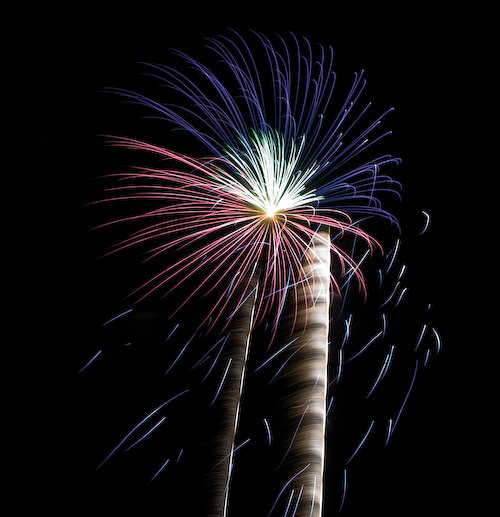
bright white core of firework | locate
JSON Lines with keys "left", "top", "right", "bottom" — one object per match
{"left": 223, "top": 130, "right": 323, "bottom": 217}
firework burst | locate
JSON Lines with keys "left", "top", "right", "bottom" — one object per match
{"left": 93, "top": 31, "right": 407, "bottom": 515}
{"left": 100, "top": 31, "right": 401, "bottom": 332}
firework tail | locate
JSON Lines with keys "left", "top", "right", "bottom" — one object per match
{"left": 205, "top": 274, "right": 259, "bottom": 517}
{"left": 275, "top": 227, "right": 331, "bottom": 516}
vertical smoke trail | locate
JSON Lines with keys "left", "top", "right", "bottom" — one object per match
{"left": 206, "top": 275, "right": 259, "bottom": 517}
{"left": 276, "top": 227, "right": 331, "bottom": 517}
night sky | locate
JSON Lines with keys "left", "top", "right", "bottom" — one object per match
{"left": 25, "top": 3, "right": 482, "bottom": 516}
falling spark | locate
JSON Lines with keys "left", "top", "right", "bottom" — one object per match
{"left": 124, "top": 416, "right": 167, "bottom": 451}
{"left": 77, "top": 349, "right": 102, "bottom": 374}
{"left": 211, "top": 357, "right": 233, "bottom": 407}
{"left": 102, "top": 308, "right": 133, "bottom": 326}
{"left": 283, "top": 489, "right": 296, "bottom": 517}
{"left": 291, "top": 485, "right": 305, "bottom": 517}
{"left": 213, "top": 437, "right": 251, "bottom": 469}
{"left": 226, "top": 271, "right": 240, "bottom": 298}
{"left": 377, "top": 268, "right": 383, "bottom": 288}
{"left": 148, "top": 457, "right": 170, "bottom": 483}
{"left": 347, "top": 329, "right": 383, "bottom": 363}
{"left": 380, "top": 281, "right": 401, "bottom": 308}
{"left": 191, "top": 334, "right": 226, "bottom": 370}
{"left": 423, "top": 349, "right": 431, "bottom": 366}
{"left": 366, "top": 345, "right": 395, "bottom": 398}
{"left": 394, "top": 286, "right": 408, "bottom": 307}
{"left": 431, "top": 327, "right": 442, "bottom": 353}
{"left": 164, "top": 330, "right": 197, "bottom": 375}
{"left": 165, "top": 322, "right": 180, "bottom": 342}
{"left": 419, "top": 210, "right": 431, "bottom": 235}
{"left": 345, "top": 420, "right": 376, "bottom": 465}
{"left": 278, "top": 404, "right": 311, "bottom": 468}
{"left": 326, "top": 396, "right": 335, "bottom": 416}
{"left": 341, "top": 248, "right": 370, "bottom": 287}
{"left": 309, "top": 476, "right": 317, "bottom": 516}
{"left": 414, "top": 324, "right": 428, "bottom": 351}
{"left": 381, "top": 313, "right": 387, "bottom": 337}
{"left": 338, "top": 469, "right": 348, "bottom": 512}
{"left": 267, "top": 340, "right": 312, "bottom": 385}
{"left": 263, "top": 418, "right": 272, "bottom": 447}
{"left": 336, "top": 349, "right": 344, "bottom": 383}
{"left": 199, "top": 334, "right": 230, "bottom": 382}
{"left": 385, "top": 238, "right": 400, "bottom": 273}
{"left": 253, "top": 336, "right": 300, "bottom": 373}
{"left": 385, "top": 418, "right": 394, "bottom": 447}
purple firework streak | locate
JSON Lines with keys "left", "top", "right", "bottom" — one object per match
{"left": 84, "top": 31, "right": 440, "bottom": 515}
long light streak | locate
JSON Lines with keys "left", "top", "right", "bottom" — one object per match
{"left": 415, "top": 323, "right": 428, "bottom": 351}
{"left": 263, "top": 418, "right": 272, "bottom": 447}
{"left": 431, "top": 327, "right": 442, "bottom": 354}
{"left": 394, "top": 286, "right": 408, "bottom": 307}
{"left": 211, "top": 357, "right": 233, "bottom": 406}
{"left": 148, "top": 457, "right": 170, "bottom": 483}
{"left": 419, "top": 210, "right": 431, "bottom": 235}
{"left": 164, "top": 330, "right": 197, "bottom": 375}
{"left": 212, "top": 437, "right": 251, "bottom": 469}
{"left": 279, "top": 404, "right": 311, "bottom": 468}
{"left": 77, "top": 349, "right": 102, "bottom": 374}
{"left": 338, "top": 468, "right": 348, "bottom": 513}
{"left": 346, "top": 329, "right": 383, "bottom": 363}
{"left": 124, "top": 416, "right": 167, "bottom": 451}
{"left": 366, "top": 345, "right": 396, "bottom": 398}
{"left": 385, "top": 238, "right": 400, "bottom": 273}
{"left": 102, "top": 308, "right": 133, "bottom": 326}
{"left": 267, "top": 340, "right": 312, "bottom": 385}
{"left": 165, "top": 322, "right": 179, "bottom": 342}
{"left": 200, "top": 335, "right": 229, "bottom": 382}
{"left": 291, "top": 485, "right": 305, "bottom": 517}
{"left": 253, "top": 336, "right": 300, "bottom": 373}
{"left": 283, "top": 489, "right": 296, "bottom": 517}
{"left": 191, "top": 333, "right": 229, "bottom": 371}
{"left": 345, "top": 419, "right": 376, "bottom": 465}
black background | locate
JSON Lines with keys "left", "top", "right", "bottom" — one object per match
{"left": 23, "top": 2, "right": 486, "bottom": 516}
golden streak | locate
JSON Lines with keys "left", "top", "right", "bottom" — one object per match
{"left": 277, "top": 227, "right": 331, "bottom": 517}
{"left": 205, "top": 274, "right": 259, "bottom": 517}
